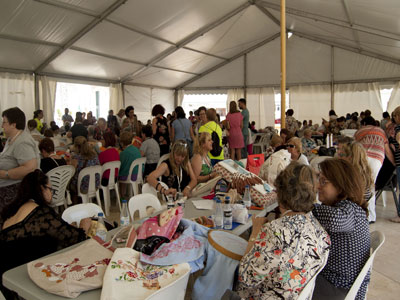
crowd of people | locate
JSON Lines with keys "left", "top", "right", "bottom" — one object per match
{"left": 0, "top": 99, "right": 399, "bottom": 299}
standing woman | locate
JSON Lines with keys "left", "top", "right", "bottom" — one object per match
{"left": 191, "top": 132, "right": 218, "bottom": 183}
{"left": 312, "top": 158, "right": 370, "bottom": 300}
{"left": 148, "top": 140, "right": 196, "bottom": 198}
{"left": 125, "top": 106, "right": 140, "bottom": 136}
{"left": 33, "top": 109, "right": 44, "bottom": 134}
{"left": 0, "top": 107, "right": 40, "bottom": 222}
{"left": 225, "top": 101, "right": 244, "bottom": 161}
{"left": 152, "top": 104, "right": 170, "bottom": 156}
{"left": 171, "top": 106, "right": 195, "bottom": 157}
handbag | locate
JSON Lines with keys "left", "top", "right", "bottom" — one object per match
{"left": 246, "top": 154, "right": 265, "bottom": 176}
{"left": 27, "top": 238, "right": 113, "bottom": 298}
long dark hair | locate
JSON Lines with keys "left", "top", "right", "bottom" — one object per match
{"left": 319, "top": 158, "right": 368, "bottom": 215}
{"left": 1, "top": 170, "right": 49, "bottom": 221}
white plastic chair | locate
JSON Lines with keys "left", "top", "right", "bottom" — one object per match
{"left": 128, "top": 193, "right": 162, "bottom": 220}
{"left": 77, "top": 165, "right": 103, "bottom": 210}
{"left": 142, "top": 182, "right": 158, "bottom": 197}
{"left": 119, "top": 157, "right": 146, "bottom": 198}
{"left": 157, "top": 153, "right": 170, "bottom": 169}
{"left": 297, "top": 256, "right": 328, "bottom": 300}
{"left": 46, "top": 165, "right": 75, "bottom": 210}
{"left": 344, "top": 231, "right": 385, "bottom": 300}
{"left": 100, "top": 161, "right": 121, "bottom": 216}
{"left": 61, "top": 203, "right": 104, "bottom": 225}
{"left": 146, "top": 269, "right": 190, "bottom": 300}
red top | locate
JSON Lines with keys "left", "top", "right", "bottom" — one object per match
{"left": 98, "top": 148, "right": 120, "bottom": 179}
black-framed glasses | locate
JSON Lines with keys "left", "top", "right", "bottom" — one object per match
{"left": 45, "top": 185, "right": 56, "bottom": 196}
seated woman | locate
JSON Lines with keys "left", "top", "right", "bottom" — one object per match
{"left": 0, "top": 170, "right": 90, "bottom": 297}
{"left": 147, "top": 140, "right": 197, "bottom": 198}
{"left": 69, "top": 136, "right": 100, "bottom": 203}
{"left": 140, "top": 125, "right": 160, "bottom": 178}
{"left": 301, "top": 129, "right": 317, "bottom": 157}
{"left": 98, "top": 131, "right": 119, "bottom": 186}
{"left": 287, "top": 137, "right": 309, "bottom": 165}
{"left": 236, "top": 162, "right": 330, "bottom": 299}
{"left": 39, "top": 138, "right": 67, "bottom": 174}
{"left": 265, "top": 134, "right": 284, "bottom": 158}
{"left": 119, "top": 131, "right": 141, "bottom": 198}
{"left": 312, "top": 158, "right": 370, "bottom": 300}
{"left": 191, "top": 132, "right": 218, "bottom": 183}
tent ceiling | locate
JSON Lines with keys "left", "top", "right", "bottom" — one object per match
{"left": 0, "top": 0, "right": 399, "bottom": 87}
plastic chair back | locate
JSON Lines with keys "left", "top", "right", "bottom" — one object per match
{"left": 142, "top": 183, "right": 158, "bottom": 197}
{"left": 119, "top": 157, "right": 147, "bottom": 196}
{"left": 146, "top": 268, "right": 190, "bottom": 300}
{"left": 128, "top": 193, "right": 162, "bottom": 220}
{"left": 46, "top": 165, "right": 75, "bottom": 209}
{"left": 77, "top": 165, "right": 103, "bottom": 209}
{"left": 157, "top": 153, "right": 170, "bottom": 169}
{"left": 100, "top": 161, "right": 121, "bottom": 215}
{"left": 344, "top": 231, "right": 385, "bottom": 300}
{"left": 61, "top": 203, "right": 104, "bottom": 225}
{"left": 297, "top": 255, "right": 328, "bottom": 300}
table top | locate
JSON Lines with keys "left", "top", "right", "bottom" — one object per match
{"left": 3, "top": 198, "right": 277, "bottom": 300}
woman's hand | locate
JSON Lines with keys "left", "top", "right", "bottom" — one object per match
{"left": 183, "top": 187, "right": 191, "bottom": 197}
{"left": 165, "top": 188, "right": 177, "bottom": 197}
{"left": 79, "top": 217, "right": 92, "bottom": 234}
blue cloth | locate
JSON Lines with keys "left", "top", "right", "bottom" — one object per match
{"left": 140, "top": 219, "right": 208, "bottom": 272}
{"left": 172, "top": 118, "right": 192, "bottom": 141}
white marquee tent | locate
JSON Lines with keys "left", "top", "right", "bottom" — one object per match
{"left": 1, "top": 0, "right": 400, "bottom": 127}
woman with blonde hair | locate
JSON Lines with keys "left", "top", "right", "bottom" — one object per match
{"left": 225, "top": 101, "right": 244, "bottom": 160}
{"left": 148, "top": 140, "right": 196, "bottom": 198}
{"left": 69, "top": 136, "right": 100, "bottom": 203}
{"left": 287, "top": 137, "right": 309, "bottom": 165}
{"left": 191, "top": 132, "right": 218, "bottom": 183}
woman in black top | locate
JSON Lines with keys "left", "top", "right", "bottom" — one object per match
{"left": 0, "top": 170, "right": 90, "bottom": 297}
{"left": 147, "top": 140, "right": 196, "bottom": 198}
{"left": 151, "top": 104, "right": 170, "bottom": 156}
{"left": 39, "top": 138, "right": 67, "bottom": 174}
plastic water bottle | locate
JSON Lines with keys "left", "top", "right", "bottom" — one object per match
{"left": 120, "top": 199, "right": 130, "bottom": 227}
{"left": 243, "top": 185, "right": 252, "bottom": 209}
{"left": 214, "top": 198, "right": 223, "bottom": 229}
{"left": 96, "top": 212, "right": 107, "bottom": 241}
{"left": 167, "top": 195, "right": 175, "bottom": 209}
{"left": 223, "top": 196, "right": 232, "bottom": 230}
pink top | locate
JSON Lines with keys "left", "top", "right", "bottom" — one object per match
{"left": 226, "top": 112, "right": 244, "bottom": 149}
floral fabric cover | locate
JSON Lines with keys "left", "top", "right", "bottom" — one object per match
{"left": 27, "top": 238, "right": 113, "bottom": 298}
{"left": 213, "top": 162, "right": 277, "bottom": 207}
{"left": 100, "top": 247, "right": 190, "bottom": 300}
{"left": 236, "top": 213, "right": 331, "bottom": 300}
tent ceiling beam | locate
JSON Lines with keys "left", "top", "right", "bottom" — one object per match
{"left": 183, "top": 76, "right": 400, "bottom": 90}
{"left": 120, "top": 1, "right": 254, "bottom": 82}
{"left": 124, "top": 82, "right": 172, "bottom": 90}
{"left": 32, "top": 0, "right": 97, "bottom": 18}
{"left": 254, "top": 3, "right": 280, "bottom": 27}
{"left": 176, "top": 32, "right": 280, "bottom": 89}
{"left": 259, "top": 1, "right": 400, "bottom": 41}
{"left": 35, "top": 71, "right": 119, "bottom": 84}
{"left": 293, "top": 30, "right": 400, "bottom": 66}
{"left": 341, "top": 0, "right": 361, "bottom": 50}
{"left": 35, "top": 0, "right": 127, "bottom": 72}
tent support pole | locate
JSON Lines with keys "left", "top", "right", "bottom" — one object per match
{"left": 244, "top": 54, "right": 247, "bottom": 99}
{"left": 280, "top": 0, "right": 286, "bottom": 129}
{"left": 34, "top": 73, "right": 40, "bottom": 110}
{"left": 331, "top": 46, "right": 335, "bottom": 110}
{"left": 174, "top": 89, "right": 178, "bottom": 107}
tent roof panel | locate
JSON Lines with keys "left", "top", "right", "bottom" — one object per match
{"left": 54, "top": 0, "right": 114, "bottom": 14}
{"left": 127, "top": 68, "right": 194, "bottom": 88}
{"left": 0, "top": 38, "right": 57, "bottom": 71}
{"left": 73, "top": 21, "right": 171, "bottom": 63}
{"left": 43, "top": 49, "right": 142, "bottom": 80}
{"left": 108, "top": 0, "right": 246, "bottom": 44}
{"left": 186, "top": 6, "right": 279, "bottom": 58}
{"left": 155, "top": 48, "right": 224, "bottom": 74}
{"left": 357, "top": 32, "right": 400, "bottom": 60}
{"left": 0, "top": 0, "right": 94, "bottom": 44}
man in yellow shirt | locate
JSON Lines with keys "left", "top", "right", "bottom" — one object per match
{"left": 199, "top": 108, "right": 224, "bottom": 165}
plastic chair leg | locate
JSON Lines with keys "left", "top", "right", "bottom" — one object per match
{"left": 102, "top": 187, "right": 111, "bottom": 216}
{"left": 114, "top": 185, "right": 122, "bottom": 212}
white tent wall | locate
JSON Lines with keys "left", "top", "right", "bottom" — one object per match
{"left": 38, "top": 76, "right": 57, "bottom": 124}
{"left": 333, "top": 83, "right": 383, "bottom": 119}
{"left": 387, "top": 82, "right": 400, "bottom": 113}
{"left": 246, "top": 88, "right": 275, "bottom": 129}
{"left": 109, "top": 83, "right": 124, "bottom": 115}
{"left": 124, "top": 85, "right": 174, "bottom": 123}
{"left": 289, "top": 85, "right": 331, "bottom": 125}
{"left": 0, "top": 72, "right": 35, "bottom": 122}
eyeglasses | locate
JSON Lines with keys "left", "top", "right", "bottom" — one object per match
{"left": 287, "top": 144, "right": 295, "bottom": 148}
{"left": 45, "top": 185, "right": 56, "bottom": 196}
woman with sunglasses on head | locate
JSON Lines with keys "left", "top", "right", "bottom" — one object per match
{"left": 287, "top": 137, "right": 309, "bottom": 165}
{"left": 148, "top": 140, "right": 197, "bottom": 198}
{"left": 0, "top": 170, "right": 90, "bottom": 298}
{"left": 312, "top": 158, "right": 370, "bottom": 300}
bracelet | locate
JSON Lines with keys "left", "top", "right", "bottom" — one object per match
{"left": 155, "top": 182, "right": 161, "bottom": 192}
{"left": 184, "top": 185, "right": 191, "bottom": 191}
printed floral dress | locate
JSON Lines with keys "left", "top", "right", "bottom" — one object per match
{"left": 236, "top": 212, "right": 330, "bottom": 300}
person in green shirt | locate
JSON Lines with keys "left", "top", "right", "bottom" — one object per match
{"left": 239, "top": 98, "right": 249, "bottom": 158}
{"left": 199, "top": 108, "right": 224, "bottom": 165}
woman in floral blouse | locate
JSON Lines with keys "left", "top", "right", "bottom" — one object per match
{"left": 236, "top": 162, "right": 330, "bottom": 299}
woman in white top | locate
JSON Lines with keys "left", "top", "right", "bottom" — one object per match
{"left": 287, "top": 137, "right": 309, "bottom": 165}
{"left": 191, "top": 132, "right": 218, "bottom": 183}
